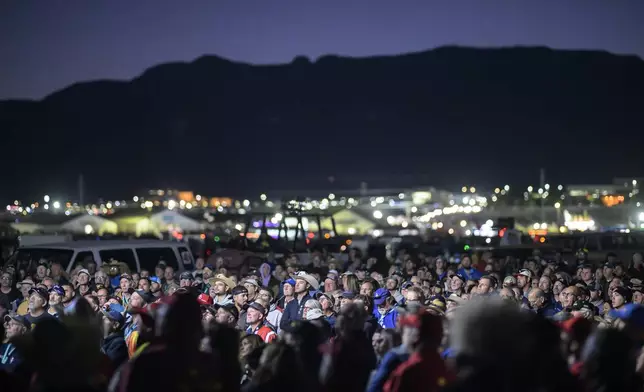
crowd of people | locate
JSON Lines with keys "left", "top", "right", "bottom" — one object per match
{"left": 2, "top": 246, "right": 644, "bottom": 391}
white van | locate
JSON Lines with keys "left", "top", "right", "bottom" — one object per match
{"left": 10, "top": 240, "right": 194, "bottom": 273}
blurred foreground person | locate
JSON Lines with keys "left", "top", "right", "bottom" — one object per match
{"left": 580, "top": 328, "right": 643, "bottom": 392}
{"left": 384, "top": 311, "right": 454, "bottom": 392}
{"left": 445, "top": 297, "right": 579, "bottom": 392}
{"left": 319, "top": 303, "right": 376, "bottom": 392}
{"left": 242, "top": 342, "right": 313, "bottom": 392}
{"left": 109, "top": 293, "right": 222, "bottom": 392}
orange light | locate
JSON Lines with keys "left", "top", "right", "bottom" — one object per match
{"left": 307, "top": 232, "right": 315, "bottom": 239}
{"left": 200, "top": 233, "right": 206, "bottom": 240}
{"left": 539, "top": 237, "right": 546, "bottom": 243}
{"left": 346, "top": 239, "right": 353, "bottom": 245}
{"left": 324, "top": 233, "right": 331, "bottom": 239}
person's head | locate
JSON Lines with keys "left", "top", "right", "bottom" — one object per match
{"left": 246, "top": 303, "right": 266, "bottom": 326}
{"left": 581, "top": 265, "right": 593, "bottom": 282}
{"left": 77, "top": 269, "right": 91, "bottom": 285}
{"left": 282, "top": 280, "right": 295, "bottom": 297}
{"left": 560, "top": 286, "right": 579, "bottom": 308}
{"left": 215, "top": 304, "right": 239, "bottom": 327}
{"left": 239, "top": 334, "right": 264, "bottom": 359}
{"left": 405, "top": 286, "right": 424, "bottom": 305}
{"left": 129, "top": 290, "right": 148, "bottom": 309}
{"left": 94, "top": 270, "right": 108, "bottom": 287}
{"left": 18, "top": 279, "right": 34, "bottom": 298}
{"left": 553, "top": 280, "right": 565, "bottom": 296}
{"left": 499, "top": 288, "right": 515, "bottom": 302}
{"left": 36, "top": 264, "right": 48, "bottom": 278}
{"left": 48, "top": 285, "right": 65, "bottom": 306}
{"left": 611, "top": 287, "right": 632, "bottom": 309}
{"left": 138, "top": 277, "right": 151, "bottom": 292}
{"left": 360, "top": 280, "right": 375, "bottom": 297}
{"left": 1, "top": 272, "right": 12, "bottom": 288}
{"left": 164, "top": 266, "right": 175, "bottom": 282}
{"left": 372, "top": 328, "right": 402, "bottom": 357}
{"left": 257, "top": 288, "right": 273, "bottom": 304}
{"left": 538, "top": 275, "right": 552, "bottom": 293}
{"left": 385, "top": 276, "right": 398, "bottom": 291}
{"left": 461, "top": 256, "right": 472, "bottom": 269}
{"left": 323, "top": 275, "right": 337, "bottom": 293}
{"left": 50, "top": 262, "right": 62, "bottom": 277}
{"left": 232, "top": 286, "right": 249, "bottom": 307}
{"left": 374, "top": 288, "right": 394, "bottom": 314}
{"left": 316, "top": 293, "right": 334, "bottom": 312}
{"left": 294, "top": 277, "right": 310, "bottom": 295}
{"left": 450, "top": 274, "right": 465, "bottom": 292}
{"left": 101, "top": 304, "right": 125, "bottom": 335}
{"left": 632, "top": 287, "right": 644, "bottom": 305}
{"left": 302, "top": 299, "right": 321, "bottom": 319}
{"left": 243, "top": 279, "right": 260, "bottom": 300}
{"left": 96, "top": 287, "right": 109, "bottom": 306}
{"left": 477, "top": 276, "right": 495, "bottom": 295}
{"left": 62, "top": 283, "right": 75, "bottom": 302}
{"left": 119, "top": 275, "right": 131, "bottom": 292}
{"left": 528, "top": 288, "right": 546, "bottom": 310}
{"left": 4, "top": 315, "right": 29, "bottom": 339}
{"left": 179, "top": 272, "right": 194, "bottom": 288}
{"left": 516, "top": 269, "right": 532, "bottom": 289}
{"left": 28, "top": 287, "right": 48, "bottom": 313}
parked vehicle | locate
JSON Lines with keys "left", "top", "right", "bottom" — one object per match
{"left": 8, "top": 240, "right": 194, "bottom": 273}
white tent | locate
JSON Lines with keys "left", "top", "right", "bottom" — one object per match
{"left": 59, "top": 215, "right": 118, "bottom": 235}
{"left": 150, "top": 209, "right": 203, "bottom": 233}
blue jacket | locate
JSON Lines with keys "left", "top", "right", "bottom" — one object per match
{"left": 457, "top": 267, "right": 483, "bottom": 281}
{"left": 377, "top": 308, "right": 398, "bottom": 329}
{"left": 280, "top": 293, "right": 311, "bottom": 331}
{"left": 367, "top": 345, "right": 410, "bottom": 392}
{"left": 537, "top": 304, "right": 557, "bottom": 318}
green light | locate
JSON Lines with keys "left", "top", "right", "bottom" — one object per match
{"left": 464, "top": 245, "right": 470, "bottom": 251}
{"left": 214, "top": 236, "right": 220, "bottom": 242}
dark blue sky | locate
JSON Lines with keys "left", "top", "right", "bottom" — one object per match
{"left": 1, "top": 0, "right": 643, "bottom": 100}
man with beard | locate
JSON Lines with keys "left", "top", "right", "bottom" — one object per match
{"left": 61, "top": 281, "right": 77, "bottom": 310}
{"left": 47, "top": 285, "right": 65, "bottom": 317}
{"left": 232, "top": 285, "right": 249, "bottom": 330}
{"left": 207, "top": 274, "right": 233, "bottom": 306}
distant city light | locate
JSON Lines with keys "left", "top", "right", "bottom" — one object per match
{"left": 558, "top": 185, "right": 563, "bottom": 191}
{"left": 460, "top": 220, "right": 467, "bottom": 227}
{"left": 133, "top": 196, "right": 139, "bottom": 202}
{"left": 43, "top": 204, "right": 49, "bottom": 210}
{"left": 461, "top": 186, "right": 467, "bottom": 193}
{"left": 554, "top": 202, "right": 561, "bottom": 209}
{"left": 53, "top": 201, "right": 61, "bottom": 209}
{"left": 504, "top": 185, "right": 510, "bottom": 191}
{"left": 527, "top": 186, "right": 533, "bottom": 192}
{"left": 328, "top": 193, "right": 335, "bottom": 200}
{"left": 44, "top": 195, "right": 50, "bottom": 203}
{"left": 469, "top": 187, "right": 476, "bottom": 193}
{"left": 260, "top": 194, "right": 267, "bottom": 201}
{"left": 84, "top": 225, "right": 93, "bottom": 235}
{"left": 373, "top": 210, "right": 383, "bottom": 219}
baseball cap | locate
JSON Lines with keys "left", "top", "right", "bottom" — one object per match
{"left": 214, "top": 303, "right": 239, "bottom": 320}
{"left": 179, "top": 271, "right": 194, "bottom": 280}
{"left": 243, "top": 278, "right": 260, "bottom": 288}
{"left": 451, "top": 273, "right": 466, "bottom": 283}
{"left": 247, "top": 302, "right": 267, "bottom": 315}
{"left": 373, "top": 288, "right": 390, "bottom": 306}
{"left": 78, "top": 269, "right": 91, "bottom": 277}
{"left": 316, "top": 292, "right": 335, "bottom": 306}
{"left": 503, "top": 276, "right": 517, "bottom": 286}
{"left": 49, "top": 285, "right": 65, "bottom": 296}
{"left": 149, "top": 276, "right": 161, "bottom": 284}
{"left": 197, "top": 293, "right": 213, "bottom": 306}
{"left": 29, "top": 287, "right": 49, "bottom": 303}
{"left": 516, "top": 269, "right": 533, "bottom": 279}
{"left": 134, "top": 290, "right": 154, "bottom": 304}
{"left": 101, "top": 303, "right": 125, "bottom": 325}
{"left": 231, "top": 285, "right": 249, "bottom": 296}
{"left": 608, "top": 303, "right": 644, "bottom": 328}
{"left": 283, "top": 278, "right": 296, "bottom": 287}
{"left": 4, "top": 314, "right": 31, "bottom": 329}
